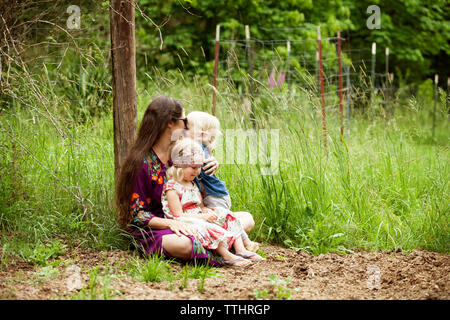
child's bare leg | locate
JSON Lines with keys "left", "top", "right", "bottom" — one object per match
{"left": 241, "top": 232, "right": 255, "bottom": 248}
{"left": 233, "top": 211, "right": 259, "bottom": 251}
{"left": 242, "top": 237, "right": 260, "bottom": 252}
{"left": 232, "top": 236, "right": 247, "bottom": 253}
{"left": 215, "top": 241, "right": 249, "bottom": 267}
{"left": 233, "top": 236, "right": 264, "bottom": 260}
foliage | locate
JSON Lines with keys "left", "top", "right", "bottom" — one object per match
{"left": 128, "top": 254, "right": 174, "bottom": 283}
{"left": 134, "top": 0, "right": 449, "bottom": 84}
{"left": 2, "top": 71, "right": 449, "bottom": 255}
{"left": 343, "top": 0, "right": 449, "bottom": 84}
{"left": 254, "top": 274, "right": 299, "bottom": 300}
{"left": 70, "top": 264, "right": 118, "bottom": 300}
{"left": 0, "top": 0, "right": 112, "bottom": 120}
{"left": 127, "top": 253, "right": 218, "bottom": 293}
{"left": 0, "top": 1, "right": 448, "bottom": 270}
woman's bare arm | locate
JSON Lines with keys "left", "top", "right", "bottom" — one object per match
{"left": 147, "top": 215, "right": 199, "bottom": 238}
{"left": 146, "top": 190, "right": 198, "bottom": 237}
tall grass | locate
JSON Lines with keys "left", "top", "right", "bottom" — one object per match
{"left": 217, "top": 102, "right": 449, "bottom": 254}
{"left": 0, "top": 68, "right": 448, "bottom": 260}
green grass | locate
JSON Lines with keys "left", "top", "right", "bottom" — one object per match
{"left": 0, "top": 235, "right": 67, "bottom": 269}
{"left": 70, "top": 264, "right": 118, "bottom": 300}
{"left": 254, "top": 275, "right": 299, "bottom": 300}
{"left": 225, "top": 120, "right": 449, "bottom": 254}
{"left": 127, "top": 253, "right": 219, "bottom": 294}
{"left": 0, "top": 69, "right": 448, "bottom": 271}
{"left": 128, "top": 254, "right": 174, "bottom": 283}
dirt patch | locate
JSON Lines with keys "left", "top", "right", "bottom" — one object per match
{"left": 1, "top": 244, "right": 448, "bottom": 300}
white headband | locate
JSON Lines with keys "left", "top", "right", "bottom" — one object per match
{"left": 171, "top": 142, "right": 204, "bottom": 167}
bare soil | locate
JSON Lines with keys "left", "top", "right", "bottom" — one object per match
{"left": 1, "top": 244, "right": 448, "bottom": 300}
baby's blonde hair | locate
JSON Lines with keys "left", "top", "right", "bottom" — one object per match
{"left": 165, "top": 166, "right": 185, "bottom": 183}
{"left": 166, "top": 137, "right": 204, "bottom": 183}
{"left": 186, "top": 111, "right": 222, "bottom": 149}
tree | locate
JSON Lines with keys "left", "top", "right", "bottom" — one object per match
{"left": 110, "top": 0, "right": 137, "bottom": 182}
{"left": 134, "top": 0, "right": 449, "bottom": 84}
{"left": 345, "top": 0, "right": 449, "bottom": 84}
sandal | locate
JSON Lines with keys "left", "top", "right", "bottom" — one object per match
{"left": 223, "top": 257, "right": 252, "bottom": 269}
{"left": 235, "top": 252, "right": 265, "bottom": 262}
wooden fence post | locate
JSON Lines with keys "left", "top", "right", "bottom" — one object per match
{"left": 245, "top": 25, "right": 253, "bottom": 79}
{"left": 447, "top": 77, "right": 449, "bottom": 115}
{"left": 337, "top": 30, "right": 344, "bottom": 136}
{"left": 110, "top": 0, "right": 137, "bottom": 183}
{"left": 385, "top": 47, "right": 389, "bottom": 77}
{"left": 371, "top": 42, "right": 376, "bottom": 90}
{"left": 315, "top": 50, "right": 319, "bottom": 93}
{"left": 286, "top": 40, "right": 291, "bottom": 84}
{"left": 345, "top": 65, "right": 351, "bottom": 132}
{"left": 212, "top": 24, "right": 220, "bottom": 116}
{"left": 245, "top": 24, "right": 256, "bottom": 127}
{"left": 432, "top": 74, "right": 438, "bottom": 139}
{"left": 318, "top": 26, "right": 327, "bottom": 148}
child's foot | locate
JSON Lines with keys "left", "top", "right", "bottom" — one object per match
{"left": 220, "top": 250, "right": 252, "bottom": 268}
{"left": 235, "top": 251, "right": 265, "bottom": 261}
{"left": 243, "top": 239, "right": 260, "bottom": 253}
{"left": 223, "top": 257, "right": 252, "bottom": 269}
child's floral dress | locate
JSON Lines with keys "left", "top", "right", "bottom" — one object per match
{"left": 161, "top": 179, "right": 243, "bottom": 250}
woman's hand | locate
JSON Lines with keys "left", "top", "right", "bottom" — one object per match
{"left": 203, "top": 155, "right": 219, "bottom": 175}
{"left": 167, "top": 219, "right": 198, "bottom": 238}
{"left": 201, "top": 207, "right": 218, "bottom": 221}
{"left": 201, "top": 207, "right": 214, "bottom": 214}
{"left": 199, "top": 212, "right": 218, "bottom": 222}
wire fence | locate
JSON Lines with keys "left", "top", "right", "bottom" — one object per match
{"left": 208, "top": 25, "right": 401, "bottom": 143}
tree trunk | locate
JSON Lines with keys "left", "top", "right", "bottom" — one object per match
{"left": 110, "top": 0, "right": 137, "bottom": 183}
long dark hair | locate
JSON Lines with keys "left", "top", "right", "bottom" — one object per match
{"left": 116, "top": 96, "right": 184, "bottom": 230}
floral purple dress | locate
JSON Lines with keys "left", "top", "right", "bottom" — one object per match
{"left": 129, "top": 149, "right": 224, "bottom": 266}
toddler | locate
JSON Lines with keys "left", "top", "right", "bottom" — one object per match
{"left": 161, "top": 138, "right": 263, "bottom": 268}
{"left": 186, "top": 111, "right": 260, "bottom": 252}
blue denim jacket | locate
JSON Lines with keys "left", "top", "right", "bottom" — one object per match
{"left": 194, "top": 144, "right": 229, "bottom": 197}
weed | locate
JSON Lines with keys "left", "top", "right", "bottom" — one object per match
{"left": 196, "top": 266, "right": 212, "bottom": 294}
{"left": 128, "top": 254, "right": 173, "bottom": 283}
{"left": 254, "top": 275, "right": 300, "bottom": 300}
{"left": 265, "top": 275, "right": 299, "bottom": 300}
{"left": 33, "top": 265, "right": 59, "bottom": 284}
{"left": 70, "top": 264, "right": 119, "bottom": 300}
{"left": 254, "top": 288, "right": 269, "bottom": 300}
{"left": 0, "top": 242, "right": 10, "bottom": 270}
{"left": 180, "top": 265, "right": 189, "bottom": 290}
{"left": 27, "top": 240, "right": 66, "bottom": 266}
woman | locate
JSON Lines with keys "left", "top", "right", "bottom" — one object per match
{"left": 115, "top": 96, "right": 255, "bottom": 265}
